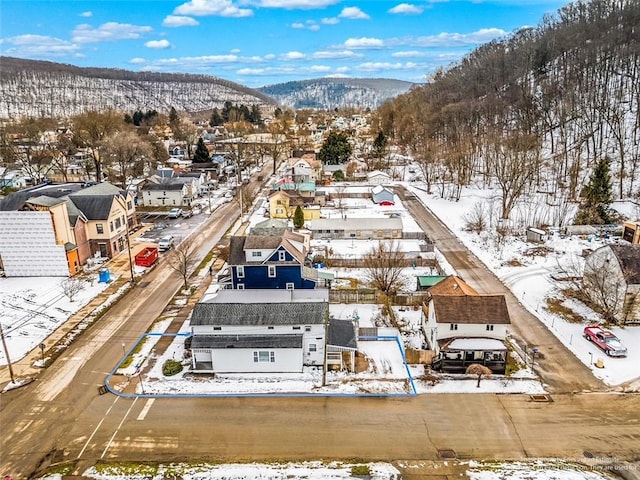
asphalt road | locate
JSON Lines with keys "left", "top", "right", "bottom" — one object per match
{"left": 2, "top": 177, "right": 639, "bottom": 479}
{"left": 397, "top": 186, "right": 604, "bottom": 394}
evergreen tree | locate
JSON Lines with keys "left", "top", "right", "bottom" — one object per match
{"left": 293, "top": 205, "right": 305, "bottom": 229}
{"left": 318, "top": 131, "right": 352, "bottom": 165}
{"left": 372, "top": 130, "right": 387, "bottom": 162}
{"left": 210, "top": 108, "right": 224, "bottom": 126}
{"left": 332, "top": 170, "right": 345, "bottom": 182}
{"left": 169, "top": 107, "right": 179, "bottom": 124}
{"left": 193, "top": 137, "right": 210, "bottom": 163}
{"left": 574, "top": 157, "right": 614, "bottom": 225}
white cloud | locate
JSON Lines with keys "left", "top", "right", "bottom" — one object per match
{"left": 79, "top": 11, "right": 93, "bottom": 17}
{"left": 335, "top": 66, "right": 350, "bottom": 73}
{"left": 264, "top": 53, "right": 276, "bottom": 60}
{"left": 321, "top": 17, "right": 339, "bottom": 25}
{"left": 358, "top": 61, "right": 404, "bottom": 71}
{"left": 129, "top": 57, "right": 146, "bottom": 64}
{"left": 291, "top": 22, "right": 305, "bottom": 29}
{"left": 255, "top": 0, "right": 339, "bottom": 8}
{"left": 163, "top": 15, "right": 199, "bottom": 27}
{"left": 230, "top": 48, "right": 241, "bottom": 53}
{"left": 72, "top": 22, "right": 152, "bottom": 43}
{"left": 308, "top": 24, "right": 320, "bottom": 31}
{"left": 237, "top": 67, "right": 266, "bottom": 75}
{"left": 311, "top": 50, "right": 360, "bottom": 59}
{"left": 388, "top": 3, "right": 423, "bottom": 15}
{"left": 174, "top": 0, "right": 253, "bottom": 18}
{"left": 392, "top": 50, "right": 424, "bottom": 58}
{"left": 325, "top": 73, "right": 350, "bottom": 78}
{"left": 156, "top": 54, "right": 239, "bottom": 65}
{"left": 309, "top": 65, "right": 331, "bottom": 72}
{"left": 343, "top": 37, "right": 384, "bottom": 48}
{"left": 339, "top": 6, "right": 370, "bottom": 19}
{"left": 405, "top": 28, "right": 507, "bottom": 47}
{"left": 0, "top": 34, "right": 81, "bottom": 56}
{"left": 145, "top": 39, "right": 172, "bottom": 49}
{"left": 281, "top": 51, "right": 306, "bottom": 60}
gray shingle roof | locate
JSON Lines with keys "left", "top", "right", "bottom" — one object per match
{"left": 143, "top": 183, "right": 185, "bottom": 191}
{"left": 66, "top": 195, "right": 114, "bottom": 220}
{"left": 191, "top": 334, "right": 303, "bottom": 349}
{"left": 611, "top": 244, "right": 640, "bottom": 284}
{"left": 328, "top": 319, "right": 357, "bottom": 349}
{"left": 191, "top": 301, "right": 327, "bottom": 326}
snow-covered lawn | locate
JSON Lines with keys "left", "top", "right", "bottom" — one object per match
{"left": 38, "top": 459, "right": 625, "bottom": 480}
{"left": 409, "top": 183, "right": 640, "bottom": 388}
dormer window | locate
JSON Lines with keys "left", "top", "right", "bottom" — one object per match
{"left": 252, "top": 251, "right": 262, "bottom": 257}
{"left": 278, "top": 250, "right": 286, "bottom": 261}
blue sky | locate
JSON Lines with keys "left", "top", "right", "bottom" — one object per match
{"left": 1, "top": 0, "right": 567, "bottom": 88}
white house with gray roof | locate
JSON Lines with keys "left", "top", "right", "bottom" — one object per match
{"left": 189, "top": 289, "right": 329, "bottom": 373}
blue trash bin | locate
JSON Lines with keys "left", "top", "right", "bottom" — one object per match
{"left": 99, "top": 268, "right": 111, "bottom": 283}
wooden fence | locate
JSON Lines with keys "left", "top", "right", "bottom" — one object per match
{"left": 329, "top": 289, "right": 430, "bottom": 306}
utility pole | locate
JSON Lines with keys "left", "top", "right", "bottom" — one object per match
{"left": 0, "top": 323, "right": 16, "bottom": 384}
{"left": 322, "top": 309, "right": 329, "bottom": 387}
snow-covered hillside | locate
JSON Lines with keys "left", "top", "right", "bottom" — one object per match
{"left": 0, "top": 57, "right": 275, "bottom": 119}
{"left": 260, "top": 78, "right": 414, "bottom": 109}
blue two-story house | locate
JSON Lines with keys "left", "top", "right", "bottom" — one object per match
{"left": 224, "top": 231, "right": 318, "bottom": 289}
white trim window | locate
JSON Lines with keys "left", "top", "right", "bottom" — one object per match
{"left": 278, "top": 250, "right": 286, "bottom": 261}
{"left": 253, "top": 351, "right": 275, "bottom": 363}
{"left": 237, "top": 284, "right": 245, "bottom": 290}
{"left": 286, "top": 282, "right": 295, "bottom": 290}
{"left": 237, "top": 265, "right": 245, "bottom": 278}
{"left": 268, "top": 265, "right": 276, "bottom": 277}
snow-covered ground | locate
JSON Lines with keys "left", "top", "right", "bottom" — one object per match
{"left": 37, "top": 459, "right": 626, "bottom": 480}
{"left": 3, "top": 180, "right": 637, "bottom": 394}
{"left": 409, "top": 183, "right": 640, "bottom": 389}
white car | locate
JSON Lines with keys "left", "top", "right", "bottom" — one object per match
{"left": 167, "top": 208, "right": 183, "bottom": 219}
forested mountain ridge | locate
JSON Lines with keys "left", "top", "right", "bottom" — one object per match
{"left": 379, "top": 0, "right": 640, "bottom": 217}
{"left": 260, "top": 78, "right": 414, "bottom": 110}
{"left": 0, "top": 57, "right": 275, "bottom": 119}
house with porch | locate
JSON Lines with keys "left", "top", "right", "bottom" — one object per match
{"left": 189, "top": 289, "right": 329, "bottom": 373}
{"left": 221, "top": 231, "right": 318, "bottom": 289}
{"left": 0, "top": 182, "right": 135, "bottom": 275}
{"left": 307, "top": 217, "right": 403, "bottom": 240}
{"left": 422, "top": 294, "right": 511, "bottom": 373}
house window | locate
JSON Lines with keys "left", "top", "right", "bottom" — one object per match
{"left": 268, "top": 326, "right": 274, "bottom": 330}
{"left": 213, "top": 326, "right": 222, "bottom": 331}
{"left": 237, "top": 266, "right": 245, "bottom": 278}
{"left": 450, "top": 324, "right": 458, "bottom": 331}
{"left": 286, "top": 283, "right": 295, "bottom": 290}
{"left": 276, "top": 208, "right": 284, "bottom": 214}
{"left": 305, "top": 326, "right": 311, "bottom": 332}
{"left": 115, "top": 218, "right": 122, "bottom": 229}
{"left": 309, "top": 343, "right": 317, "bottom": 352}
{"left": 127, "top": 201, "right": 132, "bottom": 210}
{"left": 237, "top": 284, "right": 245, "bottom": 290}
{"left": 110, "top": 222, "right": 114, "bottom": 232}
{"left": 268, "top": 265, "right": 276, "bottom": 277}
{"left": 254, "top": 351, "right": 275, "bottom": 363}
{"left": 252, "top": 251, "right": 262, "bottom": 257}
{"left": 486, "top": 324, "right": 494, "bottom": 331}
{"left": 96, "top": 224, "right": 104, "bottom": 234}
{"left": 279, "top": 251, "right": 286, "bottom": 261}
{"left": 293, "top": 326, "right": 301, "bottom": 330}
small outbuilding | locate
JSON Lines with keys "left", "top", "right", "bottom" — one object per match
{"left": 526, "top": 227, "right": 547, "bottom": 243}
{"left": 371, "top": 185, "right": 395, "bottom": 206}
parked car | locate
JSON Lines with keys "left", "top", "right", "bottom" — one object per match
{"left": 167, "top": 208, "right": 183, "bottom": 219}
{"left": 181, "top": 209, "right": 193, "bottom": 218}
{"left": 158, "top": 235, "right": 174, "bottom": 252}
{"left": 583, "top": 325, "right": 628, "bottom": 357}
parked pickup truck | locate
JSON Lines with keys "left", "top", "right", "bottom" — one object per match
{"left": 583, "top": 325, "right": 628, "bottom": 357}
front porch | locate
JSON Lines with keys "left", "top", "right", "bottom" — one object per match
{"left": 432, "top": 338, "right": 508, "bottom": 374}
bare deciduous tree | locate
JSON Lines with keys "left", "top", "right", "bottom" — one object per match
{"left": 60, "top": 277, "right": 86, "bottom": 302}
{"left": 363, "top": 241, "right": 408, "bottom": 295}
{"left": 102, "top": 129, "right": 153, "bottom": 189}
{"left": 466, "top": 363, "right": 493, "bottom": 387}
{"left": 166, "top": 237, "right": 199, "bottom": 291}
{"left": 583, "top": 249, "right": 632, "bottom": 324}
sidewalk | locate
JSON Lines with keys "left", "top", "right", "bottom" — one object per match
{"left": 0, "top": 225, "right": 156, "bottom": 388}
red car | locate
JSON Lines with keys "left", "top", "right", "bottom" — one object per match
{"left": 583, "top": 325, "right": 628, "bottom": 357}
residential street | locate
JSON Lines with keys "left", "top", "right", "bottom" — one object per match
{"left": 397, "top": 186, "right": 604, "bottom": 393}
{"left": 1, "top": 181, "right": 637, "bottom": 480}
